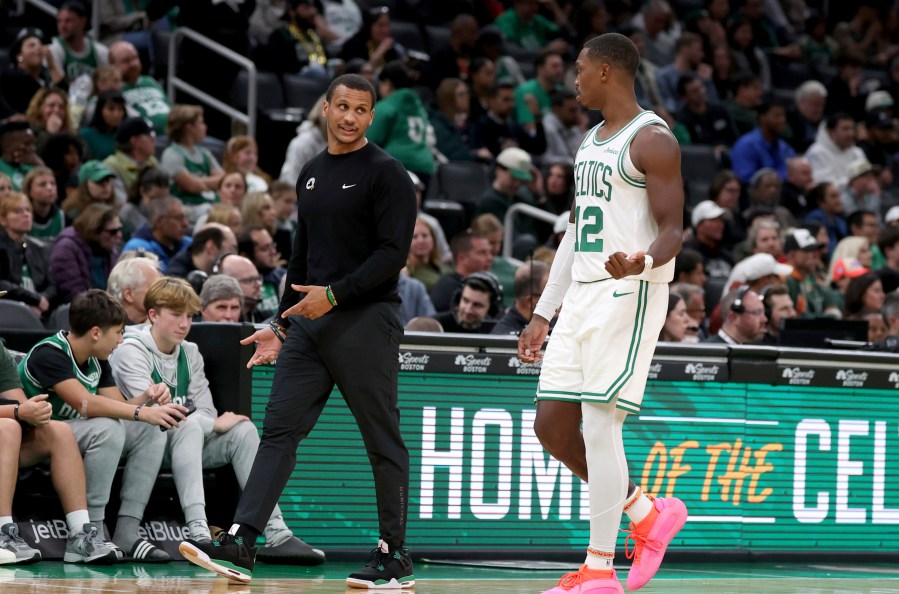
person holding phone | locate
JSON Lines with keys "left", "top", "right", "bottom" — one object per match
{"left": 108, "top": 277, "right": 324, "bottom": 564}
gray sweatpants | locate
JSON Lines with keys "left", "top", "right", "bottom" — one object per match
{"left": 163, "top": 418, "right": 286, "bottom": 535}
{"left": 68, "top": 418, "right": 167, "bottom": 522}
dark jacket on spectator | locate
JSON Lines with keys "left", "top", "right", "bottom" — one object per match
{"left": 49, "top": 226, "right": 118, "bottom": 301}
{"left": 0, "top": 229, "right": 56, "bottom": 308}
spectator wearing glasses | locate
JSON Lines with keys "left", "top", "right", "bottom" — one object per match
{"left": 121, "top": 197, "right": 191, "bottom": 271}
{"left": 703, "top": 287, "right": 767, "bottom": 344}
{"left": 237, "top": 226, "right": 285, "bottom": 315}
{"left": 50, "top": 203, "right": 121, "bottom": 301}
{"left": 217, "top": 254, "right": 269, "bottom": 322}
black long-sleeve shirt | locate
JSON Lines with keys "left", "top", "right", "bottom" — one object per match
{"left": 278, "top": 142, "right": 416, "bottom": 317}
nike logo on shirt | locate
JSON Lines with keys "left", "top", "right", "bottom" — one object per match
{"left": 342, "top": 184, "right": 356, "bottom": 189}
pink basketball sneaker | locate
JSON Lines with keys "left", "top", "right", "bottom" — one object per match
{"left": 542, "top": 565, "right": 624, "bottom": 594}
{"left": 624, "top": 497, "right": 688, "bottom": 591}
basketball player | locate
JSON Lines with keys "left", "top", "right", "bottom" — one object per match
{"left": 518, "top": 33, "right": 687, "bottom": 593}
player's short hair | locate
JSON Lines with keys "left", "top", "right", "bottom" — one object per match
{"left": 69, "top": 289, "right": 127, "bottom": 335}
{"left": 583, "top": 33, "right": 640, "bottom": 78}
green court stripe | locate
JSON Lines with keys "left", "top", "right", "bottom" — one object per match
{"left": 603, "top": 280, "right": 647, "bottom": 397}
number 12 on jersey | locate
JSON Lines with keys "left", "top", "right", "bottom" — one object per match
{"left": 574, "top": 205, "right": 604, "bottom": 252}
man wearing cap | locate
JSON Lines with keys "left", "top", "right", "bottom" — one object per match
{"left": 683, "top": 200, "right": 733, "bottom": 281}
{"left": 886, "top": 206, "right": 899, "bottom": 229}
{"left": 702, "top": 286, "right": 767, "bottom": 345}
{"left": 476, "top": 147, "right": 541, "bottom": 242}
{"left": 104, "top": 117, "right": 160, "bottom": 202}
{"left": 840, "top": 159, "right": 881, "bottom": 218}
{"left": 0, "top": 122, "right": 44, "bottom": 191}
{"left": 723, "top": 253, "right": 793, "bottom": 295}
{"left": 783, "top": 228, "right": 841, "bottom": 317}
{"left": 805, "top": 112, "right": 867, "bottom": 188}
{"left": 109, "top": 41, "right": 171, "bottom": 136}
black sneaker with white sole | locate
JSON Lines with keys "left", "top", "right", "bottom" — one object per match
{"left": 346, "top": 540, "right": 415, "bottom": 590}
{"left": 179, "top": 532, "right": 256, "bottom": 584}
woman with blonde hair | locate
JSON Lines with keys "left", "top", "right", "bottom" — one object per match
{"left": 160, "top": 104, "right": 223, "bottom": 219}
{"left": 222, "top": 135, "right": 271, "bottom": 192}
{"left": 206, "top": 204, "right": 242, "bottom": 235}
{"left": 406, "top": 217, "right": 444, "bottom": 291}
{"left": 0, "top": 191, "right": 56, "bottom": 316}
{"left": 827, "top": 236, "right": 873, "bottom": 284}
{"left": 22, "top": 166, "right": 66, "bottom": 240}
{"left": 240, "top": 191, "right": 277, "bottom": 234}
{"left": 24, "top": 87, "right": 74, "bottom": 151}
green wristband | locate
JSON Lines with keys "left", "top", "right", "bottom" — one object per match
{"left": 326, "top": 286, "right": 337, "bottom": 307}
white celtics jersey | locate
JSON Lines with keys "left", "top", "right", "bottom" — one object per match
{"left": 571, "top": 110, "right": 675, "bottom": 285}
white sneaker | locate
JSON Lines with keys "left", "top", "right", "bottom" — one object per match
{"left": 0, "top": 524, "right": 40, "bottom": 564}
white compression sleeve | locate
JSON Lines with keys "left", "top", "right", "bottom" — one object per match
{"left": 532, "top": 222, "right": 575, "bottom": 323}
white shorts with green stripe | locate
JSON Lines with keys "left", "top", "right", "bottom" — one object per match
{"left": 535, "top": 278, "right": 667, "bottom": 414}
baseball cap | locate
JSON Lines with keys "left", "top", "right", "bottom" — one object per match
{"left": 846, "top": 158, "right": 874, "bottom": 182}
{"left": 495, "top": 147, "right": 534, "bottom": 182}
{"left": 867, "top": 109, "right": 894, "bottom": 130}
{"left": 885, "top": 205, "right": 899, "bottom": 224}
{"left": 690, "top": 200, "right": 727, "bottom": 227}
{"left": 831, "top": 258, "right": 870, "bottom": 282}
{"left": 78, "top": 160, "right": 116, "bottom": 184}
{"left": 0, "top": 290, "right": 6, "bottom": 298}
{"left": 728, "top": 253, "right": 793, "bottom": 286}
{"left": 115, "top": 117, "right": 154, "bottom": 144}
{"left": 865, "top": 90, "right": 894, "bottom": 113}
{"left": 784, "top": 228, "right": 824, "bottom": 252}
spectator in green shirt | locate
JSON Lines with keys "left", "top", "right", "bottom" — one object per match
{"left": 514, "top": 51, "right": 566, "bottom": 130}
{"left": 493, "top": 0, "right": 570, "bottom": 54}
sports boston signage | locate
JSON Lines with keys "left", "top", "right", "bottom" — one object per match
{"left": 247, "top": 343, "right": 899, "bottom": 557}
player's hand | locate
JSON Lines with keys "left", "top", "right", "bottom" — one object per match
{"left": 239, "top": 327, "right": 283, "bottom": 368}
{"left": 283, "top": 285, "right": 333, "bottom": 320}
{"left": 143, "top": 382, "right": 171, "bottom": 405}
{"left": 605, "top": 251, "right": 645, "bottom": 279}
{"left": 518, "top": 316, "right": 550, "bottom": 363}
{"left": 18, "top": 394, "right": 52, "bottom": 427}
{"left": 140, "top": 403, "right": 188, "bottom": 430}
{"left": 213, "top": 411, "right": 251, "bottom": 434}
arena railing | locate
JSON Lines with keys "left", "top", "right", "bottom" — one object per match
{"left": 503, "top": 202, "right": 562, "bottom": 263}
{"left": 167, "top": 27, "right": 257, "bottom": 137}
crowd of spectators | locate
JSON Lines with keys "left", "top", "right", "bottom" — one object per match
{"left": 3, "top": 0, "right": 899, "bottom": 566}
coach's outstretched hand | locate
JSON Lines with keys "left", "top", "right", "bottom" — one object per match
{"left": 240, "top": 327, "right": 283, "bottom": 368}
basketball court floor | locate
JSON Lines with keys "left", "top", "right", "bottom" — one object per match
{"left": 2, "top": 560, "right": 898, "bottom": 593}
